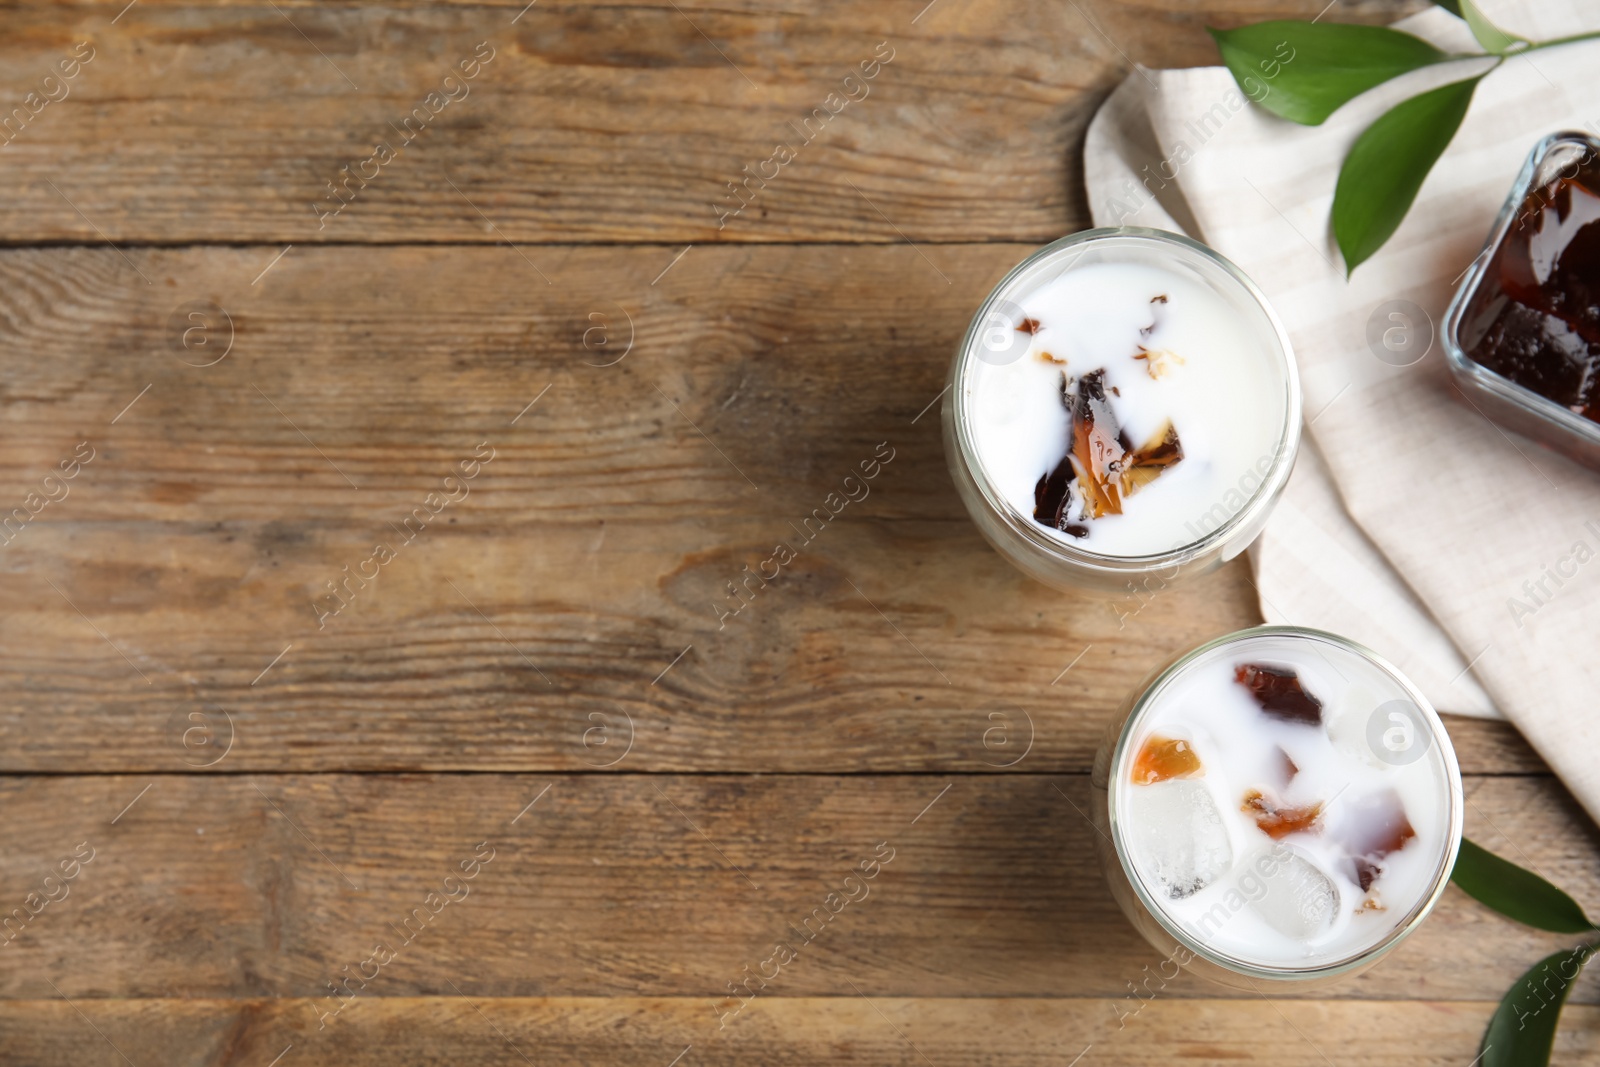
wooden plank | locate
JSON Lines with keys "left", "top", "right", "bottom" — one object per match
{"left": 0, "top": 245, "right": 1531, "bottom": 772}
{"left": 0, "top": 519, "right": 1260, "bottom": 772}
{"left": 0, "top": 519, "right": 1538, "bottom": 774}
{"left": 0, "top": 773, "right": 1592, "bottom": 1003}
{"left": 1, "top": 996, "right": 1587, "bottom": 1067}
{"left": 0, "top": 1, "right": 1415, "bottom": 245}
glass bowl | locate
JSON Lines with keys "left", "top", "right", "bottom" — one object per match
{"left": 1443, "top": 131, "right": 1600, "bottom": 472}
{"left": 1091, "top": 626, "right": 1464, "bottom": 991}
{"left": 941, "top": 227, "right": 1302, "bottom": 595}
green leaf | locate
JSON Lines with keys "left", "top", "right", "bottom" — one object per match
{"left": 1433, "top": 0, "right": 1463, "bottom": 16}
{"left": 1333, "top": 75, "right": 1481, "bottom": 273}
{"left": 1208, "top": 21, "right": 1448, "bottom": 125}
{"left": 1451, "top": 837, "right": 1599, "bottom": 933}
{"left": 1460, "top": 0, "right": 1527, "bottom": 53}
{"left": 1480, "top": 944, "right": 1595, "bottom": 1067}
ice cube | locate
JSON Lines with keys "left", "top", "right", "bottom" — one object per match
{"left": 1126, "top": 779, "right": 1233, "bottom": 899}
{"left": 1325, "top": 686, "right": 1427, "bottom": 770}
{"left": 1243, "top": 846, "right": 1339, "bottom": 941}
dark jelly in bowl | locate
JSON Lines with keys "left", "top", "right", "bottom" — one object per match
{"left": 1445, "top": 132, "right": 1600, "bottom": 473}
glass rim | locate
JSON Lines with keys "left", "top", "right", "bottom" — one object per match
{"left": 1441, "top": 130, "right": 1600, "bottom": 449}
{"left": 949, "top": 227, "right": 1302, "bottom": 574}
{"left": 1105, "top": 624, "right": 1465, "bottom": 982}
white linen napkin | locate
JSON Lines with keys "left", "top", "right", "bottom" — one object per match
{"left": 1083, "top": 1, "right": 1600, "bottom": 821}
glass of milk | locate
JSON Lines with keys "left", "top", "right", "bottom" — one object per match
{"left": 1092, "top": 626, "right": 1464, "bottom": 989}
{"left": 942, "top": 228, "right": 1301, "bottom": 593}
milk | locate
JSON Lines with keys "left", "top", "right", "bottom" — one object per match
{"left": 964, "top": 259, "right": 1287, "bottom": 557}
{"left": 1115, "top": 631, "right": 1457, "bottom": 970}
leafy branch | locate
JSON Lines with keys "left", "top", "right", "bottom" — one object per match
{"left": 1209, "top": 0, "right": 1600, "bottom": 273}
{"left": 1451, "top": 836, "right": 1600, "bottom": 1066}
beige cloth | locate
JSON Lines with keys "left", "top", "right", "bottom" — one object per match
{"left": 1083, "top": 1, "right": 1600, "bottom": 822}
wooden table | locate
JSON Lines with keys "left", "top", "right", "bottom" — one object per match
{"left": 2, "top": 1, "right": 1597, "bottom": 1063}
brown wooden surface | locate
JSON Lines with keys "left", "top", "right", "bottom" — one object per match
{"left": 1, "top": 774, "right": 1596, "bottom": 1003}
{"left": 0, "top": 245, "right": 1545, "bottom": 775}
{"left": 4, "top": 0, "right": 1596, "bottom": 1065}
{"left": 0, "top": 0, "right": 1425, "bottom": 247}
{"left": 4, "top": 998, "right": 1598, "bottom": 1067}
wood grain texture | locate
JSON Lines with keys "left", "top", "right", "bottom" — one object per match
{"left": 0, "top": 0, "right": 1581, "bottom": 1063}
{"left": 0, "top": 773, "right": 1593, "bottom": 1003}
{"left": 3, "top": 996, "right": 1593, "bottom": 1067}
{"left": 0, "top": 1, "right": 1420, "bottom": 245}
{"left": 0, "top": 244, "right": 1530, "bottom": 771}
